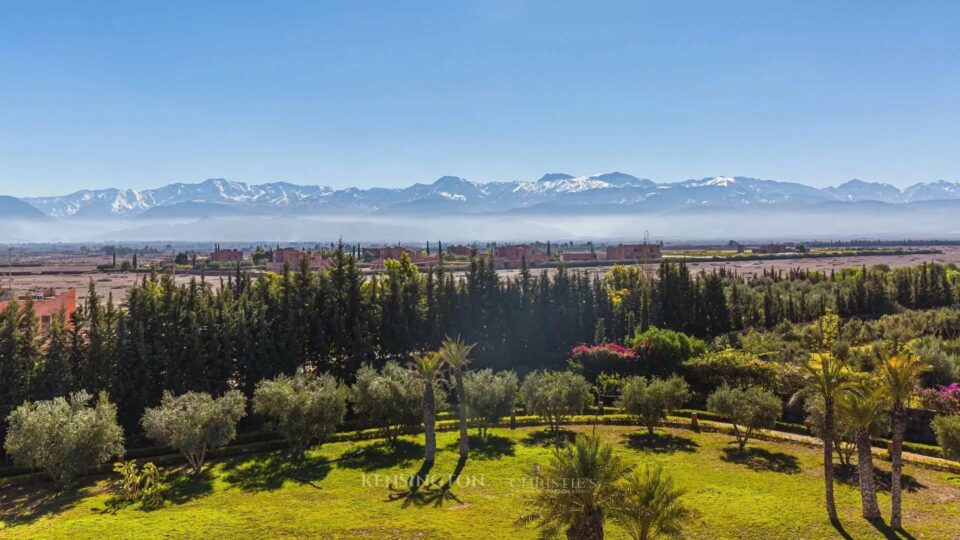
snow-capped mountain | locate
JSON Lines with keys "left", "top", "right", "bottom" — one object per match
{"left": 824, "top": 179, "right": 903, "bottom": 203}
{"left": 12, "top": 174, "right": 960, "bottom": 219}
{"left": 24, "top": 179, "right": 334, "bottom": 218}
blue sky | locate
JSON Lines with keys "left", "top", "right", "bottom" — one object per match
{"left": 1, "top": 0, "right": 957, "bottom": 196}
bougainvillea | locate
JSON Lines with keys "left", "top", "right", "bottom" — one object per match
{"left": 570, "top": 343, "right": 639, "bottom": 382}
{"left": 918, "top": 383, "right": 960, "bottom": 415}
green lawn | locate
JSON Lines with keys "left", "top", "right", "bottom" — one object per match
{"left": 2, "top": 424, "right": 959, "bottom": 539}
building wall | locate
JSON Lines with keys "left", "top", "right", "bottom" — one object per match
{"left": 606, "top": 243, "right": 662, "bottom": 261}
{"left": 0, "top": 288, "right": 77, "bottom": 331}
{"left": 210, "top": 249, "right": 243, "bottom": 262}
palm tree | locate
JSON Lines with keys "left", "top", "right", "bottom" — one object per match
{"left": 518, "top": 433, "right": 630, "bottom": 540}
{"left": 791, "top": 351, "right": 849, "bottom": 523}
{"left": 439, "top": 336, "right": 476, "bottom": 463}
{"left": 611, "top": 465, "right": 691, "bottom": 540}
{"left": 875, "top": 353, "right": 927, "bottom": 529}
{"left": 409, "top": 352, "right": 445, "bottom": 471}
{"left": 837, "top": 378, "right": 889, "bottom": 520}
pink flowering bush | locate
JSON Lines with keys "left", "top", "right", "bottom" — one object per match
{"left": 569, "top": 343, "right": 640, "bottom": 382}
{"left": 918, "top": 383, "right": 960, "bottom": 415}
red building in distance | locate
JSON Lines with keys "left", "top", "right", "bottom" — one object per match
{"left": 0, "top": 288, "right": 77, "bottom": 331}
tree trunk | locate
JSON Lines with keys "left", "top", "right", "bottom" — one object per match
{"left": 890, "top": 409, "right": 907, "bottom": 529}
{"left": 455, "top": 369, "right": 469, "bottom": 461}
{"left": 423, "top": 384, "right": 437, "bottom": 465}
{"left": 823, "top": 398, "right": 839, "bottom": 523}
{"left": 856, "top": 429, "right": 881, "bottom": 519}
{"left": 566, "top": 507, "right": 604, "bottom": 540}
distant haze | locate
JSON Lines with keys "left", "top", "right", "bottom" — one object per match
{"left": 2, "top": 174, "right": 960, "bottom": 243}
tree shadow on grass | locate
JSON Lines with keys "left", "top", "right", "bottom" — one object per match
{"left": 720, "top": 446, "right": 801, "bottom": 474}
{"left": 336, "top": 439, "right": 423, "bottom": 471}
{"left": 388, "top": 455, "right": 468, "bottom": 509}
{"left": 623, "top": 432, "right": 699, "bottom": 454}
{"left": 159, "top": 468, "right": 215, "bottom": 506}
{"left": 0, "top": 484, "right": 86, "bottom": 527}
{"left": 220, "top": 452, "right": 331, "bottom": 492}
{"left": 445, "top": 435, "right": 515, "bottom": 459}
{"left": 865, "top": 517, "right": 918, "bottom": 540}
{"left": 834, "top": 464, "right": 926, "bottom": 493}
{"left": 521, "top": 428, "right": 577, "bottom": 448}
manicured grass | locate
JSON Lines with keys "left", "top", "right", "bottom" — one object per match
{"left": 2, "top": 424, "right": 959, "bottom": 539}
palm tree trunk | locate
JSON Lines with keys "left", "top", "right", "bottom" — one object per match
{"left": 423, "top": 384, "right": 437, "bottom": 465}
{"left": 856, "top": 429, "right": 881, "bottom": 519}
{"left": 566, "top": 507, "right": 604, "bottom": 540}
{"left": 823, "top": 398, "right": 839, "bottom": 523}
{"left": 455, "top": 369, "right": 469, "bottom": 461}
{"left": 890, "top": 410, "right": 906, "bottom": 529}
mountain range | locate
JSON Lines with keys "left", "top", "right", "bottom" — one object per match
{"left": 8, "top": 174, "right": 960, "bottom": 220}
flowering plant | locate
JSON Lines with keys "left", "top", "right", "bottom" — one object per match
{"left": 570, "top": 343, "right": 636, "bottom": 360}
{"left": 918, "top": 383, "right": 960, "bottom": 415}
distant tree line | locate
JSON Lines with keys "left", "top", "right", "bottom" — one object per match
{"left": 0, "top": 243, "right": 957, "bottom": 450}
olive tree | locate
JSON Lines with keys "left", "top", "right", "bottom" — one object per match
{"left": 617, "top": 375, "right": 690, "bottom": 435}
{"left": 463, "top": 369, "right": 519, "bottom": 437}
{"left": 141, "top": 390, "right": 246, "bottom": 473}
{"left": 932, "top": 415, "right": 960, "bottom": 460}
{"left": 519, "top": 370, "right": 592, "bottom": 434}
{"left": 351, "top": 361, "right": 425, "bottom": 444}
{"left": 706, "top": 385, "right": 782, "bottom": 451}
{"left": 253, "top": 370, "right": 349, "bottom": 459}
{"left": 4, "top": 391, "right": 124, "bottom": 489}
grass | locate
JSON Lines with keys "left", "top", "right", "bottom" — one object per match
{"left": 2, "top": 424, "right": 959, "bottom": 539}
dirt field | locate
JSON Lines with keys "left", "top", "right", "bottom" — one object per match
{"left": 494, "top": 245, "right": 960, "bottom": 280}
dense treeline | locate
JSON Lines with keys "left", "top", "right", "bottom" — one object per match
{"left": 1, "top": 244, "right": 958, "bottom": 446}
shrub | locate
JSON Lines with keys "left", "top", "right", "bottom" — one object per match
{"left": 141, "top": 390, "right": 246, "bottom": 473}
{"left": 114, "top": 460, "right": 165, "bottom": 508}
{"left": 351, "top": 361, "right": 426, "bottom": 443}
{"left": 611, "top": 465, "right": 691, "bottom": 540}
{"left": 918, "top": 383, "right": 960, "bottom": 415}
{"left": 706, "top": 385, "right": 782, "bottom": 451}
{"left": 932, "top": 415, "right": 960, "bottom": 460}
{"left": 629, "top": 327, "right": 707, "bottom": 376}
{"left": 4, "top": 391, "right": 124, "bottom": 489}
{"left": 519, "top": 370, "right": 592, "bottom": 434}
{"left": 911, "top": 336, "right": 960, "bottom": 387}
{"left": 253, "top": 370, "right": 349, "bottom": 458}
{"left": 617, "top": 375, "right": 691, "bottom": 435}
{"left": 463, "top": 369, "right": 519, "bottom": 437}
{"left": 683, "top": 349, "right": 783, "bottom": 393}
{"left": 569, "top": 343, "right": 640, "bottom": 382}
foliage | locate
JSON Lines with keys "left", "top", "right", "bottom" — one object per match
{"left": 463, "top": 369, "right": 518, "bottom": 437}
{"left": 684, "top": 349, "right": 795, "bottom": 394}
{"left": 517, "top": 434, "right": 630, "bottom": 540}
{"left": 611, "top": 465, "right": 691, "bottom": 540}
{"left": 569, "top": 343, "right": 639, "bottom": 382}
{"left": 113, "top": 461, "right": 165, "bottom": 508}
{"left": 3, "top": 391, "right": 124, "bottom": 489}
{"left": 253, "top": 370, "right": 349, "bottom": 458}
{"left": 706, "top": 385, "right": 782, "bottom": 451}
{"left": 918, "top": 383, "right": 960, "bottom": 415}
{"left": 617, "top": 375, "right": 691, "bottom": 435}
{"left": 911, "top": 336, "right": 960, "bottom": 387}
{"left": 350, "top": 361, "right": 427, "bottom": 443}
{"left": 629, "top": 327, "right": 707, "bottom": 376}
{"left": 804, "top": 396, "right": 857, "bottom": 466}
{"left": 932, "top": 415, "right": 960, "bottom": 460}
{"left": 141, "top": 390, "right": 247, "bottom": 473}
{"left": 518, "top": 370, "right": 592, "bottom": 434}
